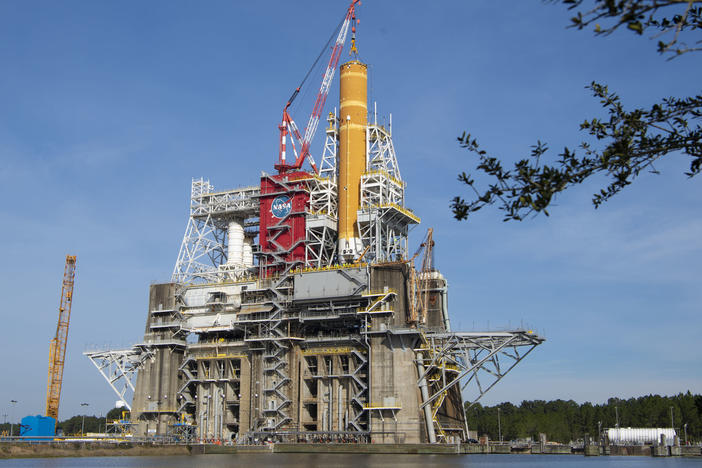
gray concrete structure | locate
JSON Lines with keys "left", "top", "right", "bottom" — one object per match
{"left": 124, "top": 261, "right": 543, "bottom": 444}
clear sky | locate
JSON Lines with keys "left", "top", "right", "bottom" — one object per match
{"left": 1, "top": 1, "right": 700, "bottom": 422}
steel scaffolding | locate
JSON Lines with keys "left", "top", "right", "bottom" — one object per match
{"left": 84, "top": 346, "right": 153, "bottom": 410}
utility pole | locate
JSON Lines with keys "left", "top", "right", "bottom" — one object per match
{"left": 497, "top": 407, "right": 502, "bottom": 443}
{"left": 670, "top": 406, "right": 674, "bottom": 430}
{"left": 684, "top": 423, "right": 688, "bottom": 445}
{"left": 598, "top": 421, "right": 602, "bottom": 444}
{"left": 615, "top": 406, "right": 619, "bottom": 428}
{"left": 9, "top": 400, "right": 17, "bottom": 437}
{"left": 80, "top": 403, "right": 89, "bottom": 437}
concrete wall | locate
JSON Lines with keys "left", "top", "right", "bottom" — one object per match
{"left": 370, "top": 264, "right": 409, "bottom": 327}
{"left": 129, "top": 263, "right": 466, "bottom": 444}
{"left": 132, "top": 283, "right": 184, "bottom": 437}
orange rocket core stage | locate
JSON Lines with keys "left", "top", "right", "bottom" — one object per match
{"left": 338, "top": 60, "right": 367, "bottom": 260}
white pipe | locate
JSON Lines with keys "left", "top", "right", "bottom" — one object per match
{"left": 417, "top": 355, "right": 437, "bottom": 443}
{"left": 227, "top": 220, "right": 244, "bottom": 266}
{"left": 441, "top": 283, "right": 451, "bottom": 332}
{"left": 338, "top": 384, "right": 342, "bottom": 431}
{"left": 243, "top": 236, "right": 253, "bottom": 267}
{"left": 329, "top": 381, "right": 333, "bottom": 432}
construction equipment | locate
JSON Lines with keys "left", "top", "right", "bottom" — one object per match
{"left": 275, "top": 0, "right": 360, "bottom": 174}
{"left": 418, "top": 229, "right": 435, "bottom": 324}
{"left": 408, "top": 228, "right": 434, "bottom": 325}
{"left": 45, "top": 255, "right": 77, "bottom": 421}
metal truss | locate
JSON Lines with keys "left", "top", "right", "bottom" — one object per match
{"left": 355, "top": 119, "right": 419, "bottom": 263}
{"left": 172, "top": 178, "right": 259, "bottom": 283}
{"left": 319, "top": 110, "right": 338, "bottom": 179}
{"left": 358, "top": 206, "right": 418, "bottom": 263}
{"left": 367, "top": 123, "right": 401, "bottom": 181}
{"left": 304, "top": 112, "right": 339, "bottom": 268}
{"left": 306, "top": 176, "right": 338, "bottom": 268}
{"left": 176, "top": 356, "right": 197, "bottom": 416}
{"left": 308, "top": 176, "right": 338, "bottom": 219}
{"left": 348, "top": 347, "right": 369, "bottom": 432}
{"left": 305, "top": 220, "right": 337, "bottom": 268}
{"left": 84, "top": 346, "right": 153, "bottom": 410}
{"left": 416, "top": 330, "right": 544, "bottom": 424}
{"left": 258, "top": 276, "right": 295, "bottom": 432}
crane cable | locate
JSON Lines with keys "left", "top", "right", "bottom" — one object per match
{"left": 286, "top": 14, "right": 347, "bottom": 111}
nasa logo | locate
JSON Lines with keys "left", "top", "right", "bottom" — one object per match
{"left": 271, "top": 195, "right": 292, "bottom": 218}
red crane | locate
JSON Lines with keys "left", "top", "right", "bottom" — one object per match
{"left": 275, "top": 0, "right": 361, "bottom": 174}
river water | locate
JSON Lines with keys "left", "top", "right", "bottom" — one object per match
{"left": 1, "top": 454, "right": 701, "bottom": 468}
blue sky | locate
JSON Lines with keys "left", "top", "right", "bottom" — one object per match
{"left": 0, "top": 1, "right": 700, "bottom": 421}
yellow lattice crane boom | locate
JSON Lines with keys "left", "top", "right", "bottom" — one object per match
{"left": 45, "top": 255, "right": 77, "bottom": 421}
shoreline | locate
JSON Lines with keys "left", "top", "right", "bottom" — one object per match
{"left": 1, "top": 442, "right": 700, "bottom": 459}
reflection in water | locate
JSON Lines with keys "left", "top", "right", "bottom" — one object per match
{"left": 1, "top": 454, "right": 701, "bottom": 468}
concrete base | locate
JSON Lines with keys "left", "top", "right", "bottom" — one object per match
{"left": 679, "top": 446, "right": 702, "bottom": 457}
{"left": 584, "top": 445, "right": 600, "bottom": 456}
{"left": 609, "top": 445, "right": 651, "bottom": 456}
{"left": 651, "top": 445, "right": 669, "bottom": 457}
{"left": 0, "top": 442, "right": 190, "bottom": 459}
{"left": 531, "top": 443, "right": 571, "bottom": 454}
{"left": 490, "top": 444, "right": 511, "bottom": 454}
{"left": 275, "top": 443, "right": 459, "bottom": 454}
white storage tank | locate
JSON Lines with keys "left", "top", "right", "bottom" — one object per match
{"left": 606, "top": 427, "right": 676, "bottom": 446}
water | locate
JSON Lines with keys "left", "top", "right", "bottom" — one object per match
{"left": 0, "top": 454, "right": 700, "bottom": 468}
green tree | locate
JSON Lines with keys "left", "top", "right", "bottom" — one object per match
{"left": 466, "top": 393, "right": 702, "bottom": 443}
{"left": 452, "top": 0, "right": 701, "bottom": 222}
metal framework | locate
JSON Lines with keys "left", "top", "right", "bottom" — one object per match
{"left": 416, "top": 330, "right": 545, "bottom": 440}
{"left": 366, "top": 119, "right": 401, "bottom": 180}
{"left": 258, "top": 275, "right": 296, "bottom": 431}
{"left": 172, "top": 178, "right": 259, "bottom": 283}
{"left": 305, "top": 112, "right": 339, "bottom": 268}
{"left": 319, "top": 111, "right": 339, "bottom": 179}
{"left": 46, "top": 255, "right": 77, "bottom": 421}
{"left": 357, "top": 122, "right": 419, "bottom": 263}
{"left": 84, "top": 346, "right": 153, "bottom": 410}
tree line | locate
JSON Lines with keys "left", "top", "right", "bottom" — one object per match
{"left": 466, "top": 392, "right": 702, "bottom": 444}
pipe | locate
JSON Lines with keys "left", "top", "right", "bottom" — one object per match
{"left": 440, "top": 282, "right": 451, "bottom": 332}
{"left": 243, "top": 236, "right": 254, "bottom": 267}
{"left": 329, "top": 381, "right": 333, "bottom": 432}
{"left": 227, "top": 219, "right": 244, "bottom": 266}
{"left": 416, "top": 354, "right": 437, "bottom": 443}
{"left": 338, "top": 384, "right": 342, "bottom": 431}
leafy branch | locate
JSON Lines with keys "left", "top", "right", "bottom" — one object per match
{"left": 451, "top": 83, "right": 702, "bottom": 221}
{"left": 554, "top": 0, "right": 702, "bottom": 57}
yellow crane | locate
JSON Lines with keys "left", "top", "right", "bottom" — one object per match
{"left": 45, "top": 255, "right": 77, "bottom": 421}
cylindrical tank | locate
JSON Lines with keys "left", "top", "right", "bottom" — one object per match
{"left": 606, "top": 427, "right": 677, "bottom": 446}
{"left": 243, "top": 236, "right": 254, "bottom": 267}
{"left": 227, "top": 219, "right": 244, "bottom": 266}
{"left": 338, "top": 60, "right": 367, "bottom": 262}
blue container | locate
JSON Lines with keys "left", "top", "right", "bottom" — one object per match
{"left": 19, "top": 415, "right": 56, "bottom": 440}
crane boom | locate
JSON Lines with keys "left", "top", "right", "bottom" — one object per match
{"left": 45, "top": 255, "right": 77, "bottom": 421}
{"left": 408, "top": 228, "right": 434, "bottom": 325}
{"left": 418, "top": 229, "right": 434, "bottom": 324}
{"left": 276, "top": 0, "right": 360, "bottom": 173}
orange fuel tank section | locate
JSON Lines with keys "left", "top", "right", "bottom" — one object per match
{"left": 338, "top": 60, "right": 367, "bottom": 261}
